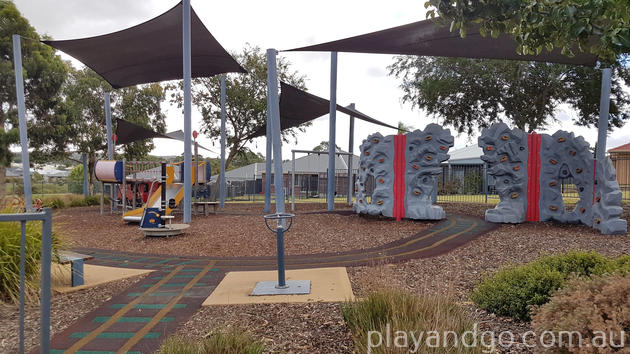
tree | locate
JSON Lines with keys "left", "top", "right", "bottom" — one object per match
{"left": 57, "top": 66, "right": 166, "bottom": 193}
{"left": 313, "top": 141, "right": 341, "bottom": 152}
{"left": 424, "top": 0, "right": 630, "bottom": 63}
{"left": 168, "top": 45, "right": 310, "bottom": 171}
{"left": 0, "top": 1, "right": 67, "bottom": 201}
{"left": 389, "top": 56, "right": 629, "bottom": 134}
{"left": 397, "top": 121, "right": 414, "bottom": 134}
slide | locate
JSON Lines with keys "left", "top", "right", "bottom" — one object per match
{"left": 122, "top": 183, "right": 185, "bottom": 223}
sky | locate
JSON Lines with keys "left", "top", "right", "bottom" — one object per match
{"left": 13, "top": 0, "right": 630, "bottom": 162}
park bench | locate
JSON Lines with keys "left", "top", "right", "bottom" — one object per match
{"left": 192, "top": 201, "right": 219, "bottom": 216}
{"left": 57, "top": 250, "right": 93, "bottom": 287}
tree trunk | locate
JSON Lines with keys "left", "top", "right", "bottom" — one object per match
{"left": 88, "top": 153, "right": 96, "bottom": 196}
{"left": 0, "top": 166, "right": 5, "bottom": 208}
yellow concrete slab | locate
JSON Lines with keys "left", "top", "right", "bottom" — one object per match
{"left": 52, "top": 263, "right": 154, "bottom": 293}
{"left": 203, "top": 267, "right": 355, "bottom": 305}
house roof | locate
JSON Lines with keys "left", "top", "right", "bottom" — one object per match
{"left": 609, "top": 142, "right": 630, "bottom": 153}
{"left": 446, "top": 145, "right": 484, "bottom": 165}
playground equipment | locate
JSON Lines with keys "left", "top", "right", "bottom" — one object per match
{"left": 479, "top": 122, "right": 627, "bottom": 234}
{"left": 354, "top": 124, "right": 454, "bottom": 220}
{"left": 94, "top": 159, "right": 212, "bottom": 223}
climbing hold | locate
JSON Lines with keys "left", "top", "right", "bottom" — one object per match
{"left": 359, "top": 199, "right": 363, "bottom": 203}
{"left": 596, "top": 195, "right": 601, "bottom": 202}
{"left": 486, "top": 146, "right": 494, "bottom": 151}
{"left": 413, "top": 189, "right": 421, "bottom": 195}
{"left": 377, "top": 200, "right": 384, "bottom": 205}
{"left": 501, "top": 135, "right": 509, "bottom": 141}
{"left": 557, "top": 137, "right": 566, "bottom": 142}
{"left": 361, "top": 166, "right": 366, "bottom": 171}
{"left": 511, "top": 192, "right": 519, "bottom": 199}
{"left": 580, "top": 207, "right": 586, "bottom": 214}
{"left": 504, "top": 179, "right": 510, "bottom": 184}
{"left": 569, "top": 150, "right": 577, "bottom": 156}
{"left": 378, "top": 158, "right": 385, "bottom": 163}
{"left": 372, "top": 138, "right": 380, "bottom": 144}
{"left": 549, "top": 159, "right": 558, "bottom": 165}
{"left": 365, "top": 151, "right": 370, "bottom": 156}
{"left": 440, "top": 145, "right": 447, "bottom": 151}
{"left": 513, "top": 166, "right": 521, "bottom": 171}
{"left": 425, "top": 136, "right": 432, "bottom": 141}
{"left": 425, "top": 155, "right": 433, "bottom": 161}
{"left": 596, "top": 218, "right": 601, "bottom": 224}
{"left": 412, "top": 164, "right": 419, "bottom": 170}
{"left": 549, "top": 205, "right": 558, "bottom": 211}
{"left": 500, "top": 156, "right": 508, "bottom": 162}
{"left": 576, "top": 168, "right": 583, "bottom": 174}
{"left": 378, "top": 178, "right": 385, "bottom": 184}
{"left": 549, "top": 181, "right": 557, "bottom": 187}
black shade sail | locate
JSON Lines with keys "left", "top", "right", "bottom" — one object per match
{"left": 115, "top": 119, "right": 173, "bottom": 145}
{"left": 286, "top": 19, "right": 597, "bottom": 67}
{"left": 248, "top": 82, "right": 399, "bottom": 139}
{"left": 43, "top": 2, "right": 246, "bottom": 88}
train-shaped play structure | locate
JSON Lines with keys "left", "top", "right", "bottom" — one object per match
{"left": 354, "top": 123, "right": 626, "bottom": 235}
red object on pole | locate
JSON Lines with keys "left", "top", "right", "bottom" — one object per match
{"left": 193, "top": 130, "right": 198, "bottom": 139}
{"left": 112, "top": 134, "right": 118, "bottom": 143}
{"left": 526, "top": 132, "right": 541, "bottom": 222}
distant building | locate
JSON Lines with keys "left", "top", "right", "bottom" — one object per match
{"left": 609, "top": 142, "right": 630, "bottom": 187}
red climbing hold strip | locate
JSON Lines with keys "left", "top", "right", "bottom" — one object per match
{"left": 526, "top": 132, "right": 541, "bottom": 222}
{"left": 393, "top": 134, "right": 407, "bottom": 221}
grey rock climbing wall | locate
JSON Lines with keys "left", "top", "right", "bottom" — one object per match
{"left": 478, "top": 123, "right": 528, "bottom": 223}
{"left": 404, "top": 124, "right": 454, "bottom": 220}
{"left": 354, "top": 124, "right": 453, "bottom": 220}
{"left": 593, "top": 157, "right": 627, "bottom": 234}
{"left": 354, "top": 133, "right": 395, "bottom": 217}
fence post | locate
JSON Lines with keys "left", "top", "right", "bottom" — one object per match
{"left": 483, "top": 162, "right": 488, "bottom": 204}
{"left": 40, "top": 207, "right": 52, "bottom": 353}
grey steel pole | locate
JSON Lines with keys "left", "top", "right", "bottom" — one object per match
{"left": 122, "top": 158, "right": 127, "bottom": 211}
{"left": 104, "top": 93, "right": 113, "bottom": 160}
{"left": 595, "top": 68, "right": 612, "bottom": 164}
{"left": 276, "top": 227, "right": 286, "bottom": 287}
{"left": 483, "top": 163, "right": 488, "bottom": 204}
{"left": 220, "top": 75, "right": 227, "bottom": 207}
{"left": 12, "top": 35, "right": 32, "bottom": 210}
{"left": 266, "top": 49, "right": 285, "bottom": 213}
{"left": 19, "top": 221, "right": 25, "bottom": 354}
{"left": 82, "top": 154, "right": 89, "bottom": 197}
{"left": 347, "top": 103, "right": 355, "bottom": 205}
{"left": 40, "top": 208, "right": 52, "bottom": 354}
{"left": 264, "top": 71, "right": 273, "bottom": 213}
{"left": 182, "top": 0, "right": 192, "bottom": 223}
{"left": 291, "top": 151, "right": 295, "bottom": 211}
{"left": 327, "top": 52, "right": 338, "bottom": 211}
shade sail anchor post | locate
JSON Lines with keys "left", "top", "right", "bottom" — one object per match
{"left": 347, "top": 102, "right": 355, "bottom": 206}
{"left": 220, "top": 75, "right": 227, "bottom": 208}
{"left": 12, "top": 35, "right": 32, "bottom": 211}
{"left": 182, "top": 0, "right": 192, "bottom": 223}
{"left": 266, "top": 49, "right": 285, "bottom": 214}
{"left": 327, "top": 52, "right": 338, "bottom": 211}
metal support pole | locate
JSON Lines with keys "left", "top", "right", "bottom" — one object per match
{"left": 327, "top": 52, "right": 338, "bottom": 211}
{"left": 82, "top": 154, "right": 89, "bottom": 197}
{"left": 100, "top": 182, "right": 104, "bottom": 215}
{"left": 194, "top": 140, "right": 199, "bottom": 201}
{"left": 266, "top": 49, "right": 285, "bottom": 214}
{"left": 595, "top": 68, "right": 612, "bottom": 165}
{"left": 264, "top": 71, "right": 273, "bottom": 213}
{"left": 19, "top": 221, "right": 25, "bottom": 354}
{"left": 275, "top": 227, "right": 286, "bottom": 287}
{"left": 291, "top": 151, "right": 296, "bottom": 211}
{"left": 182, "top": 0, "right": 192, "bottom": 223}
{"left": 122, "top": 159, "right": 127, "bottom": 211}
{"left": 40, "top": 208, "right": 52, "bottom": 354}
{"left": 161, "top": 162, "right": 167, "bottom": 227}
{"left": 12, "top": 35, "right": 32, "bottom": 211}
{"left": 347, "top": 103, "right": 355, "bottom": 205}
{"left": 104, "top": 93, "right": 113, "bottom": 159}
{"left": 483, "top": 162, "right": 488, "bottom": 204}
{"left": 220, "top": 75, "right": 227, "bottom": 208}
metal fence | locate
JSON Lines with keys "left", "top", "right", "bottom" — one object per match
{"left": 0, "top": 208, "right": 52, "bottom": 353}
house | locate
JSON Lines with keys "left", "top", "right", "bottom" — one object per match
{"left": 609, "top": 142, "right": 630, "bottom": 187}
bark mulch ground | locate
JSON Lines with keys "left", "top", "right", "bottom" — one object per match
{"left": 55, "top": 204, "right": 432, "bottom": 257}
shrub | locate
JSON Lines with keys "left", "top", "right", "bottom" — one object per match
{"left": 531, "top": 274, "right": 630, "bottom": 352}
{"left": 69, "top": 198, "right": 87, "bottom": 207}
{"left": 84, "top": 195, "right": 102, "bottom": 206}
{"left": 0, "top": 208, "right": 64, "bottom": 303}
{"left": 471, "top": 251, "right": 624, "bottom": 321}
{"left": 341, "top": 290, "right": 484, "bottom": 353}
{"left": 42, "top": 197, "right": 66, "bottom": 209}
{"left": 160, "top": 328, "right": 264, "bottom": 354}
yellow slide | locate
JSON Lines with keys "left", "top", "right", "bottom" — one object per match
{"left": 122, "top": 165, "right": 185, "bottom": 223}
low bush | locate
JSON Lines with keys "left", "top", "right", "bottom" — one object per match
{"left": 341, "top": 290, "right": 484, "bottom": 353}
{"left": 471, "top": 251, "right": 629, "bottom": 321}
{"left": 160, "top": 328, "right": 264, "bottom": 354}
{"left": 42, "top": 197, "right": 66, "bottom": 209}
{"left": 0, "top": 208, "right": 64, "bottom": 303}
{"left": 531, "top": 274, "right": 630, "bottom": 352}
{"left": 84, "top": 195, "right": 102, "bottom": 206}
{"left": 69, "top": 198, "right": 87, "bottom": 207}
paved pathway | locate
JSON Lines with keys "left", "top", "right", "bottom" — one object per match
{"left": 46, "top": 214, "right": 496, "bottom": 353}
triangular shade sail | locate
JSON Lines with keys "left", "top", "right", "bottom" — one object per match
{"left": 115, "top": 119, "right": 172, "bottom": 145}
{"left": 165, "top": 130, "right": 212, "bottom": 152}
{"left": 248, "top": 82, "right": 399, "bottom": 139}
{"left": 43, "top": 2, "right": 246, "bottom": 88}
{"left": 286, "top": 19, "right": 597, "bottom": 67}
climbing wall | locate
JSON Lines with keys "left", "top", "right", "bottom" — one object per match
{"left": 354, "top": 124, "right": 454, "bottom": 220}
{"left": 480, "top": 123, "right": 627, "bottom": 235}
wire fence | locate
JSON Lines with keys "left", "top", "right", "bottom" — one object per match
{"left": 4, "top": 155, "right": 630, "bottom": 205}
